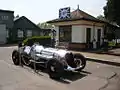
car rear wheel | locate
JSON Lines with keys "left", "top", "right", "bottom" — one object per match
{"left": 47, "top": 59, "right": 64, "bottom": 79}
{"left": 12, "top": 50, "right": 20, "bottom": 65}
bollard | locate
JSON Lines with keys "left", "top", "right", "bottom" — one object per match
{"left": 33, "top": 48, "right": 37, "bottom": 73}
{"left": 18, "top": 47, "right": 23, "bottom": 67}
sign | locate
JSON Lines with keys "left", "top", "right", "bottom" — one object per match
{"left": 59, "top": 7, "right": 70, "bottom": 19}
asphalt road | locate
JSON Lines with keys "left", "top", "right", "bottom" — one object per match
{"left": 0, "top": 46, "right": 120, "bottom": 90}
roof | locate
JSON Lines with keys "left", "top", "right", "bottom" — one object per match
{"left": 14, "top": 17, "right": 20, "bottom": 21}
{"left": 47, "top": 9, "right": 104, "bottom": 23}
{"left": 0, "top": 9, "right": 14, "bottom": 13}
{"left": 14, "top": 16, "right": 41, "bottom": 30}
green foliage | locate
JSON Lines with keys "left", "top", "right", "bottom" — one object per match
{"left": 23, "top": 36, "right": 51, "bottom": 46}
{"left": 37, "top": 22, "right": 55, "bottom": 29}
{"left": 104, "top": 0, "right": 120, "bottom": 25}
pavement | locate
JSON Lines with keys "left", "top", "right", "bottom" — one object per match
{"left": 108, "top": 48, "right": 120, "bottom": 56}
{"left": 71, "top": 48, "right": 120, "bottom": 67}
{"left": 91, "top": 48, "right": 120, "bottom": 56}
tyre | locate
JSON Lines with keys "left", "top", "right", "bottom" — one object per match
{"left": 12, "top": 50, "right": 20, "bottom": 65}
{"left": 74, "top": 54, "right": 86, "bottom": 71}
{"left": 47, "top": 59, "right": 64, "bottom": 79}
{"left": 22, "top": 54, "right": 31, "bottom": 66}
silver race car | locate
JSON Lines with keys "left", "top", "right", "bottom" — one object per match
{"left": 12, "top": 43, "right": 86, "bottom": 79}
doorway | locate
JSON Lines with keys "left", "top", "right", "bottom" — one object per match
{"left": 97, "top": 29, "right": 101, "bottom": 48}
{"left": 86, "top": 28, "right": 91, "bottom": 48}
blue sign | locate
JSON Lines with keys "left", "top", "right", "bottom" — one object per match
{"left": 59, "top": 7, "right": 70, "bottom": 19}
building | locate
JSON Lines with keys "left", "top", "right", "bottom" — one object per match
{"left": 11, "top": 16, "right": 42, "bottom": 43}
{"left": 0, "top": 9, "right": 14, "bottom": 44}
{"left": 47, "top": 7, "right": 106, "bottom": 50}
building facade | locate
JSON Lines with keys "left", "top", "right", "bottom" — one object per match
{"left": 0, "top": 9, "right": 14, "bottom": 44}
{"left": 47, "top": 8, "right": 105, "bottom": 50}
{"left": 12, "top": 16, "right": 42, "bottom": 43}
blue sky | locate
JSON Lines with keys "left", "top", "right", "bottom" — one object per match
{"left": 0, "top": 0, "right": 106, "bottom": 24}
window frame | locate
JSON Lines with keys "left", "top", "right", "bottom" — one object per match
{"left": 27, "top": 30, "right": 32, "bottom": 37}
{"left": 17, "top": 29, "right": 24, "bottom": 38}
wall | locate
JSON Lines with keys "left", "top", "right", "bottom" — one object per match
{"left": 71, "top": 25, "right": 103, "bottom": 43}
{"left": 0, "top": 12, "right": 14, "bottom": 28}
{"left": 54, "top": 20, "right": 104, "bottom": 48}
{"left": 0, "top": 24, "right": 6, "bottom": 44}
{"left": 12, "top": 16, "right": 42, "bottom": 43}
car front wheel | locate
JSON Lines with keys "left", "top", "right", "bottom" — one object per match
{"left": 74, "top": 54, "right": 86, "bottom": 71}
{"left": 47, "top": 59, "right": 64, "bottom": 79}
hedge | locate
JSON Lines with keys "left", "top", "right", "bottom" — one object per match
{"left": 23, "top": 36, "right": 51, "bottom": 46}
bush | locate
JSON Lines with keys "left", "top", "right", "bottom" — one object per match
{"left": 23, "top": 36, "right": 51, "bottom": 46}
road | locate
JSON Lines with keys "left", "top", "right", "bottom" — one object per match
{"left": 0, "top": 46, "right": 120, "bottom": 90}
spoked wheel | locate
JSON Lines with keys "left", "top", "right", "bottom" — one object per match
{"left": 74, "top": 54, "right": 86, "bottom": 71}
{"left": 47, "top": 59, "right": 64, "bottom": 79}
{"left": 22, "top": 55, "right": 31, "bottom": 66}
{"left": 12, "top": 50, "right": 20, "bottom": 65}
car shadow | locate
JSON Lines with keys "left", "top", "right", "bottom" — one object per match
{"left": 25, "top": 65, "right": 91, "bottom": 84}
{"left": 64, "top": 71, "right": 89, "bottom": 81}
{"left": 51, "top": 70, "right": 91, "bottom": 84}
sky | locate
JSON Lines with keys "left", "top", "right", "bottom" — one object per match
{"left": 0, "top": 0, "right": 106, "bottom": 24}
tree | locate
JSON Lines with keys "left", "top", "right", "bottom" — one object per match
{"left": 97, "top": 15, "right": 105, "bottom": 21}
{"left": 104, "top": 0, "right": 120, "bottom": 25}
{"left": 37, "top": 22, "right": 54, "bottom": 29}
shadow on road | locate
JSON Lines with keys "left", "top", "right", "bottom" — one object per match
{"left": 16, "top": 64, "right": 91, "bottom": 84}
{"left": 53, "top": 70, "right": 91, "bottom": 84}
{"left": 64, "top": 72, "right": 87, "bottom": 81}
{"left": 32, "top": 65, "right": 91, "bottom": 84}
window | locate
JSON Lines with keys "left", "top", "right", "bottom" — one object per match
{"left": 59, "top": 26, "right": 71, "bottom": 42}
{"left": 6, "top": 29, "right": 9, "bottom": 38}
{"left": 27, "top": 30, "right": 32, "bottom": 37}
{"left": 2, "top": 16, "right": 9, "bottom": 20}
{"left": 18, "top": 29, "right": 23, "bottom": 38}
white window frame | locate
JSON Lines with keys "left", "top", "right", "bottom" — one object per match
{"left": 27, "top": 30, "right": 32, "bottom": 37}
{"left": 18, "top": 29, "right": 23, "bottom": 38}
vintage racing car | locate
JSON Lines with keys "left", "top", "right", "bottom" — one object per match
{"left": 12, "top": 43, "right": 86, "bottom": 79}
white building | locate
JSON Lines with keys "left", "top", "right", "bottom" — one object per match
{"left": 47, "top": 8, "right": 105, "bottom": 50}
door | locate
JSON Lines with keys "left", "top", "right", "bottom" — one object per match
{"left": 86, "top": 28, "right": 91, "bottom": 48}
{"left": 97, "top": 29, "right": 101, "bottom": 48}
